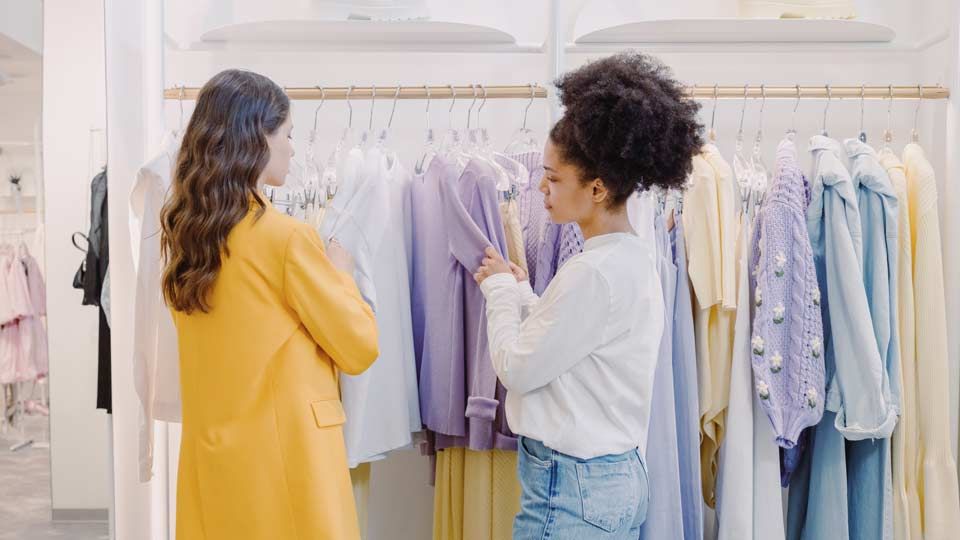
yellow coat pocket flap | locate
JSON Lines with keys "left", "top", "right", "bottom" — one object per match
{"left": 310, "top": 400, "right": 346, "bottom": 428}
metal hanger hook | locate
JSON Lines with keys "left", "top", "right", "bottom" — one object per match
{"left": 912, "top": 84, "right": 923, "bottom": 141}
{"left": 738, "top": 84, "right": 749, "bottom": 137}
{"left": 822, "top": 84, "right": 831, "bottom": 134}
{"left": 710, "top": 84, "right": 719, "bottom": 132}
{"left": 313, "top": 86, "right": 326, "bottom": 132}
{"left": 477, "top": 84, "right": 488, "bottom": 129}
{"left": 466, "top": 84, "right": 478, "bottom": 130}
{"left": 368, "top": 85, "right": 377, "bottom": 132}
{"left": 886, "top": 84, "right": 894, "bottom": 131}
{"left": 448, "top": 84, "right": 457, "bottom": 129}
{"left": 346, "top": 86, "right": 354, "bottom": 129}
{"left": 522, "top": 83, "right": 535, "bottom": 131}
{"left": 387, "top": 84, "right": 401, "bottom": 130}
{"left": 790, "top": 84, "right": 801, "bottom": 132}
{"left": 178, "top": 84, "right": 186, "bottom": 130}
{"left": 424, "top": 85, "right": 431, "bottom": 130}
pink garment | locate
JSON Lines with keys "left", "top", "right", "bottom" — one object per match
{"left": 23, "top": 253, "right": 46, "bottom": 317}
{"left": 0, "top": 252, "right": 13, "bottom": 324}
{"left": 21, "top": 252, "right": 48, "bottom": 376}
{"left": 0, "top": 249, "right": 48, "bottom": 383}
{"left": 14, "top": 319, "right": 37, "bottom": 383}
{"left": 4, "top": 252, "right": 33, "bottom": 320}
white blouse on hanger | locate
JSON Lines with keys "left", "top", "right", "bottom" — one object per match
{"left": 320, "top": 147, "right": 421, "bottom": 467}
{"left": 130, "top": 132, "right": 182, "bottom": 482}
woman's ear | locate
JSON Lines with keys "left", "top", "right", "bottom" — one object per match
{"left": 591, "top": 178, "right": 609, "bottom": 205}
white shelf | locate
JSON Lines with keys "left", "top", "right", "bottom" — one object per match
{"left": 574, "top": 18, "right": 896, "bottom": 45}
{"left": 175, "top": 19, "right": 537, "bottom": 53}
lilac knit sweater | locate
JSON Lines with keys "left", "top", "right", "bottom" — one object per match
{"left": 512, "top": 151, "right": 585, "bottom": 293}
{"left": 749, "top": 138, "right": 826, "bottom": 449}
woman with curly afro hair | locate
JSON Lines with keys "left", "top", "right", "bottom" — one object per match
{"left": 474, "top": 52, "right": 703, "bottom": 538}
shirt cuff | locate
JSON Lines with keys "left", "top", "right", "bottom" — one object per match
{"left": 517, "top": 279, "right": 535, "bottom": 297}
{"left": 479, "top": 273, "right": 518, "bottom": 298}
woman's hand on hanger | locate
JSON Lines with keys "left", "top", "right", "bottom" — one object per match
{"left": 474, "top": 246, "right": 518, "bottom": 284}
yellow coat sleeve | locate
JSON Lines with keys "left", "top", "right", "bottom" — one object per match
{"left": 283, "top": 225, "right": 379, "bottom": 375}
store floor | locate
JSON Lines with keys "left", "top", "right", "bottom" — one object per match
{"left": 0, "top": 414, "right": 109, "bottom": 540}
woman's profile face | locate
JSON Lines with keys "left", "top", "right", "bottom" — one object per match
{"left": 262, "top": 114, "right": 294, "bottom": 187}
{"left": 540, "top": 137, "right": 602, "bottom": 224}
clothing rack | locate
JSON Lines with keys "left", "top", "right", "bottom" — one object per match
{"left": 163, "top": 84, "right": 948, "bottom": 101}
{"left": 685, "top": 85, "right": 949, "bottom": 100}
{"left": 163, "top": 84, "right": 550, "bottom": 101}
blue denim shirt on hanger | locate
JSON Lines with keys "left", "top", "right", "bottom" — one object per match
{"left": 787, "top": 135, "right": 898, "bottom": 540}
{"left": 844, "top": 137, "right": 900, "bottom": 540}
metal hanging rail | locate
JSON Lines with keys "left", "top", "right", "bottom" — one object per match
{"left": 163, "top": 84, "right": 549, "bottom": 101}
{"left": 164, "top": 84, "right": 948, "bottom": 101}
{"left": 684, "top": 85, "right": 949, "bottom": 100}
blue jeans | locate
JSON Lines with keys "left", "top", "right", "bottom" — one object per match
{"left": 513, "top": 437, "right": 649, "bottom": 539}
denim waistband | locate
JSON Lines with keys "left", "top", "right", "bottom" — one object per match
{"left": 520, "top": 437, "right": 640, "bottom": 464}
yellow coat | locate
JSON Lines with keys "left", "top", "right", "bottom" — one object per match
{"left": 172, "top": 203, "right": 379, "bottom": 540}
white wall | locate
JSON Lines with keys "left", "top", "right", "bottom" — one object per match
{"left": 42, "top": 0, "right": 111, "bottom": 514}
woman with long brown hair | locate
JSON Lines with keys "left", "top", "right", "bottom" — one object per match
{"left": 160, "top": 69, "right": 379, "bottom": 540}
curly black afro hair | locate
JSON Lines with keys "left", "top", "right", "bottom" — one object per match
{"left": 550, "top": 52, "right": 704, "bottom": 206}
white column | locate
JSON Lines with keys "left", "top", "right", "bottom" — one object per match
{"left": 42, "top": 0, "right": 112, "bottom": 520}
{"left": 104, "top": 0, "right": 165, "bottom": 537}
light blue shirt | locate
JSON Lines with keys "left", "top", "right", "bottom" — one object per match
{"left": 844, "top": 138, "right": 900, "bottom": 540}
{"left": 788, "top": 136, "right": 899, "bottom": 540}
{"left": 806, "top": 135, "right": 897, "bottom": 439}
{"left": 671, "top": 218, "right": 704, "bottom": 540}
{"left": 639, "top": 215, "right": 685, "bottom": 540}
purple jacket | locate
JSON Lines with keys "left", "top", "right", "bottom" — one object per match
{"left": 410, "top": 156, "right": 511, "bottom": 451}
{"left": 749, "top": 138, "right": 826, "bottom": 450}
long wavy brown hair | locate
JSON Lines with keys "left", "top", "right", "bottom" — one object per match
{"left": 160, "top": 69, "right": 289, "bottom": 314}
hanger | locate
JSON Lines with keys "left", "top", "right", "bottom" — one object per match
{"left": 302, "top": 86, "right": 326, "bottom": 213}
{"left": 312, "top": 86, "right": 327, "bottom": 135}
{"left": 441, "top": 84, "right": 466, "bottom": 160}
{"left": 733, "top": 84, "right": 752, "bottom": 213}
{"left": 821, "top": 84, "right": 831, "bottom": 136}
{"left": 787, "top": 84, "right": 801, "bottom": 139}
{"left": 477, "top": 84, "right": 492, "bottom": 149}
{"left": 504, "top": 84, "right": 539, "bottom": 155}
{"left": 359, "top": 85, "right": 376, "bottom": 147}
{"left": 377, "top": 84, "right": 401, "bottom": 147}
{"left": 858, "top": 84, "right": 868, "bottom": 143}
{"left": 465, "top": 84, "right": 479, "bottom": 151}
{"left": 750, "top": 85, "right": 769, "bottom": 208}
{"left": 708, "top": 84, "right": 719, "bottom": 142}
{"left": 912, "top": 85, "right": 923, "bottom": 141}
{"left": 883, "top": 84, "right": 894, "bottom": 150}
{"left": 322, "top": 85, "right": 355, "bottom": 204}
{"left": 177, "top": 84, "right": 186, "bottom": 136}
{"left": 415, "top": 85, "right": 436, "bottom": 175}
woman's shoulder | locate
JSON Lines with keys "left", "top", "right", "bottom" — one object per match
{"left": 234, "top": 204, "right": 313, "bottom": 252}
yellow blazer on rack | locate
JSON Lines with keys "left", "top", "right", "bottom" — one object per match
{"left": 172, "top": 202, "right": 379, "bottom": 540}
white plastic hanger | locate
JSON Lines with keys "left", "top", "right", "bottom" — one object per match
{"left": 911, "top": 84, "right": 923, "bottom": 143}
{"left": 733, "top": 84, "right": 753, "bottom": 213}
{"left": 504, "top": 84, "right": 539, "bottom": 155}
{"left": 415, "top": 85, "right": 436, "bottom": 175}
{"left": 750, "top": 84, "right": 769, "bottom": 208}
{"left": 821, "top": 84, "right": 832, "bottom": 137}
